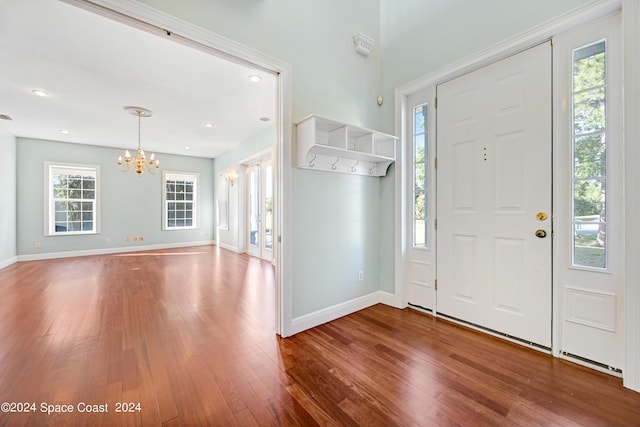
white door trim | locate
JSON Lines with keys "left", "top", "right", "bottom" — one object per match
{"left": 66, "top": 0, "right": 294, "bottom": 337}
{"left": 622, "top": 0, "right": 640, "bottom": 392}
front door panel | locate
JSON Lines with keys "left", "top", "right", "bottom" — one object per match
{"left": 437, "top": 42, "right": 552, "bottom": 347}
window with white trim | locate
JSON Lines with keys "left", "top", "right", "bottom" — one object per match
{"left": 412, "top": 103, "right": 428, "bottom": 248}
{"left": 571, "top": 40, "right": 608, "bottom": 269}
{"left": 45, "top": 162, "right": 100, "bottom": 235}
{"left": 163, "top": 171, "right": 198, "bottom": 230}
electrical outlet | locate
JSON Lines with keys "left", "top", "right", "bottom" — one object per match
{"left": 104, "top": 237, "right": 110, "bottom": 244}
{"left": 127, "top": 236, "right": 132, "bottom": 242}
{"left": 134, "top": 236, "right": 139, "bottom": 241}
{"left": 358, "top": 270, "right": 364, "bottom": 282}
{"left": 35, "top": 242, "right": 41, "bottom": 249}
{"left": 140, "top": 236, "right": 144, "bottom": 241}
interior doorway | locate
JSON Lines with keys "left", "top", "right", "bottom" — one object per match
{"left": 69, "top": 0, "right": 290, "bottom": 336}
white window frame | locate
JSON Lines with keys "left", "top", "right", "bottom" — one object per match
{"left": 44, "top": 162, "right": 101, "bottom": 236}
{"left": 570, "top": 39, "right": 609, "bottom": 271}
{"left": 412, "top": 102, "right": 429, "bottom": 249}
{"left": 162, "top": 171, "right": 198, "bottom": 231}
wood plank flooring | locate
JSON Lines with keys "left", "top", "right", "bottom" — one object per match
{"left": 0, "top": 245, "right": 638, "bottom": 426}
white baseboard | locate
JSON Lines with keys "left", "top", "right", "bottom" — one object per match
{"left": 290, "top": 291, "right": 385, "bottom": 336}
{"left": 0, "top": 256, "right": 17, "bottom": 270}
{"left": 379, "top": 290, "right": 404, "bottom": 308}
{"left": 16, "top": 240, "right": 215, "bottom": 262}
{"left": 216, "top": 242, "right": 240, "bottom": 253}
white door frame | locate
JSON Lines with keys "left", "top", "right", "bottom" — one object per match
{"left": 622, "top": 0, "right": 640, "bottom": 393}
{"left": 395, "top": 0, "right": 640, "bottom": 391}
{"left": 67, "top": 0, "right": 294, "bottom": 337}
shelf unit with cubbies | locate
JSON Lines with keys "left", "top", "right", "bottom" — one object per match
{"left": 295, "top": 115, "right": 397, "bottom": 177}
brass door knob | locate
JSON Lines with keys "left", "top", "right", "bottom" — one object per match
{"left": 535, "top": 229, "right": 547, "bottom": 238}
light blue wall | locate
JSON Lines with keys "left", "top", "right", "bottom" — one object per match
{"left": 213, "top": 125, "right": 275, "bottom": 173}
{"left": 292, "top": 171, "right": 381, "bottom": 316}
{"left": 16, "top": 138, "right": 214, "bottom": 256}
{"left": 0, "top": 131, "right": 17, "bottom": 265}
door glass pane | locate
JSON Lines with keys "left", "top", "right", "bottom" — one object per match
{"left": 264, "top": 164, "right": 273, "bottom": 251}
{"left": 413, "top": 104, "right": 428, "bottom": 248}
{"left": 571, "top": 40, "right": 607, "bottom": 269}
{"left": 249, "top": 167, "right": 260, "bottom": 248}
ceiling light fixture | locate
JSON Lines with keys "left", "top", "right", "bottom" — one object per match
{"left": 204, "top": 122, "right": 214, "bottom": 128}
{"left": 58, "top": 129, "right": 70, "bottom": 134}
{"left": 117, "top": 106, "right": 159, "bottom": 175}
{"left": 248, "top": 75, "right": 262, "bottom": 82}
{"left": 31, "top": 89, "right": 49, "bottom": 97}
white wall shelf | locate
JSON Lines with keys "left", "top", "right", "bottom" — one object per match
{"left": 296, "top": 115, "right": 397, "bottom": 177}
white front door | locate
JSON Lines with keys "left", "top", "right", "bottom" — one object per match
{"left": 436, "top": 42, "right": 552, "bottom": 347}
{"left": 247, "top": 160, "right": 273, "bottom": 261}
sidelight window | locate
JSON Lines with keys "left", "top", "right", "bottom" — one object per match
{"left": 413, "top": 104, "right": 428, "bottom": 248}
{"left": 571, "top": 40, "right": 607, "bottom": 269}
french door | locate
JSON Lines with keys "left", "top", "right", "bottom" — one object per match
{"left": 247, "top": 159, "right": 273, "bottom": 261}
{"left": 436, "top": 42, "right": 553, "bottom": 347}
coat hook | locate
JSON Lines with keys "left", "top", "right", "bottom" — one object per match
{"left": 309, "top": 154, "right": 317, "bottom": 168}
{"left": 350, "top": 160, "right": 359, "bottom": 172}
{"left": 331, "top": 157, "right": 340, "bottom": 170}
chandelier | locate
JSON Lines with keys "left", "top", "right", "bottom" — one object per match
{"left": 117, "top": 106, "right": 159, "bottom": 175}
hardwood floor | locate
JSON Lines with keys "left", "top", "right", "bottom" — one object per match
{"left": 0, "top": 245, "right": 638, "bottom": 426}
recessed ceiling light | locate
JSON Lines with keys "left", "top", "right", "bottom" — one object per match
{"left": 259, "top": 117, "right": 270, "bottom": 122}
{"left": 248, "top": 75, "right": 262, "bottom": 83}
{"left": 204, "top": 122, "right": 214, "bottom": 128}
{"left": 31, "top": 89, "right": 49, "bottom": 97}
{"left": 184, "top": 146, "right": 190, "bottom": 150}
{"left": 58, "top": 129, "right": 70, "bottom": 134}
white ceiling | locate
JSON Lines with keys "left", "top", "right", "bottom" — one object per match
{"left": 0, "top": 0, "right": 277, "bottom": 159}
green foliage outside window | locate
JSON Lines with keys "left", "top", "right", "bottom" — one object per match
{"left": 413, "top": 105, "right": 428, "bottom": 247}
{"left": 572, "top": 41, "right": 607, "bottom": 268}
